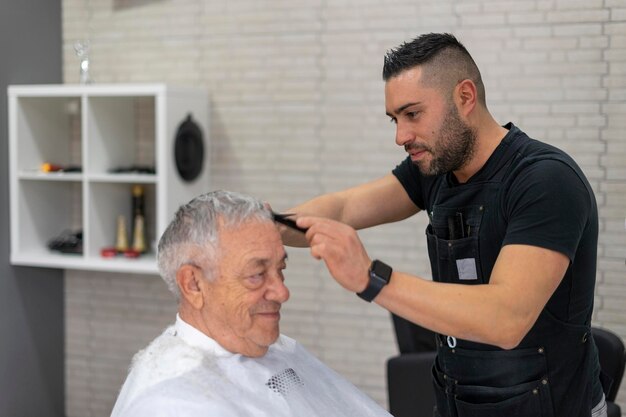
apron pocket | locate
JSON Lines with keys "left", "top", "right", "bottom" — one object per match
{"left": 426, "top": 204, "right": 486, "bottom": 284}
{"left": 454, "top": 380, "right": 552, "bottom": 417}
{"left": 432, "top": 362, "right": 452, "bottom": 417}
{"left": 426, "top": 231, "right": 484, "bottom": 284}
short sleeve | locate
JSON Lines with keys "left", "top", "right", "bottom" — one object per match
{"left": 502, "top": 159, "right": 593, "bottom": 261}
{"left": 392, "top": 157, "right": 426, "bottom": 210}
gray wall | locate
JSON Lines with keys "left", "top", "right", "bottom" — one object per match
{"left": 0, "top": 0, "right": 65, "bottom": 416}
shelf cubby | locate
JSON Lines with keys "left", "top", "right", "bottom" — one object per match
{"left": 8, "top": 84, "right": 209, "bottom": 274}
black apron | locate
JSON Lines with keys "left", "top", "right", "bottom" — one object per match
{"left": 425, "top": 135, "right": 599, "bottom": 417}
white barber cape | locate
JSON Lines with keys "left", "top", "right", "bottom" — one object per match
{"left": 111, "top": 315, "right": 392, "bottom": 417}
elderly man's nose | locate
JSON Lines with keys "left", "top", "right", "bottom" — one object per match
{"left": 267, "top": 274, "right": 290, "bottom": 303}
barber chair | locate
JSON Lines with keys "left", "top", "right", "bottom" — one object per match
{"left": 386, "top": 314, "right": 437, "bottom": 417}
{"left": 387, "top": 316, "right": 625, "bottom": 417}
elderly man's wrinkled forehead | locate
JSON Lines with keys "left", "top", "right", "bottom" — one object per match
{"left": 182, "top": 215, "right": 278, "bottom": 279}
{"left": 212, "top": 215, "right": 276, "bottom": 253}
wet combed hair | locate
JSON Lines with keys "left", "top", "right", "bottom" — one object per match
{"left": 157, "top": 190, "right": 272, "bottom": 299}
{"left": 382, "top": 33, "right": 486, "bottom": 106}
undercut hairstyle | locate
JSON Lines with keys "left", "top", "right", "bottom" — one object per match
{"left": 157, "top": 190, "right": 272, "bottom": 298}
{"left": 383, "top": 33, "right": 486, "bottom": 106}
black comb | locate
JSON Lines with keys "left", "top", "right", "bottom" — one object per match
{"left": 272, "top": 212, "right": 308, "bottom": 233}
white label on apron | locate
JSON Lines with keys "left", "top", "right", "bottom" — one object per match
{"left": 456, "top": 258, "right": 478, "bottom": 280}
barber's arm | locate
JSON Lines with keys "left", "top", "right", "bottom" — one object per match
{"left": 279, "top": 174, "right": 419, "bottom": 247}
{"left": 376, "top": 244, "right": 568, "bottom": 349}
{"left": 297, "top": 216, "right": 568, "bottom": 350}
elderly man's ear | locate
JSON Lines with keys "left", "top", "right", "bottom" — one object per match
{"left": 176, "top": 265, "right": 206, "bottom": 309}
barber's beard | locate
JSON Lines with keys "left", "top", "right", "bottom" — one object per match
{"left": 413, "top": 105, "right": 477, "bottom": 177}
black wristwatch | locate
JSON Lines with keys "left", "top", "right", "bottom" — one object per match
{"left": 357, "top": 260, "right": 393, "bottom": 302}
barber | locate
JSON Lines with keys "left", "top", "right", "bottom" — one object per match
{"left": 281, "top": 33, "right": 605, "bottom": 417}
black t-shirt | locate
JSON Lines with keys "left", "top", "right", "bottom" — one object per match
{"left": 392, "top": 123, "right": 598, "bottom": 326}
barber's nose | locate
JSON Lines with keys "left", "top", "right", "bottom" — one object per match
{"left": 267, "top": 274, "right": 290, "bottom": 303}
{"left": 395, "top": 123, "right": 414, "bottom": 147}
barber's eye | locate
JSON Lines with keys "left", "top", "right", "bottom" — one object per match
{"left": 407, "top": 111, "right": 420, "bottom": 120}
{"left": 389, "top": 117, "right": 397, "bottom": 124}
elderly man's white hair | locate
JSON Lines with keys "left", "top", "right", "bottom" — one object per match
{"left": 157, "top": 190, "right": 272, "bottom": 298}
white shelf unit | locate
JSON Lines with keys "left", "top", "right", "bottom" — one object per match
{"left": 8, "top": 84, "right": 210, "bottom": 274}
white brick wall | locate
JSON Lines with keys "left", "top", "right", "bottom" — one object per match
{"left": 62, "top": 1, "right": 626, "bottom": 416}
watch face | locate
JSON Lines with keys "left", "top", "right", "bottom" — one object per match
{"left": 358, "top": 260, "right": 392, "bottom": 302}
{"left": 372, "top": 260, "right": 392, "bottom": 283}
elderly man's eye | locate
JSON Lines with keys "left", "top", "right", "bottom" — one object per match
{"left": 246, "top": 273, "right": 264, "bottom": 287}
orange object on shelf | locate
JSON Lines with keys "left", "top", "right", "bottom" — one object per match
{"left": 41, "top": 162, "right": 63, "bottom": 172}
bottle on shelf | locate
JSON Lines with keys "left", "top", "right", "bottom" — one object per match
{"left": 115, "top": 215, "right": 129, "bottom": 253}
{"left": 131, "top": 185, "right": 146, "bottom": 254}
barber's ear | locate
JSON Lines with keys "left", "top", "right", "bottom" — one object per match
{"left": 455, "top": 79, "right": 477, "bottom": 116}
{"left": 176, "top": 265, "right": 205, "bottom": 310}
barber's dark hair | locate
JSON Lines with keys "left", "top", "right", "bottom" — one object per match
{"left": 383, "top": 33, "right": 486, "bottom": 106}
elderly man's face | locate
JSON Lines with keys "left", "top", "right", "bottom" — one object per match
{"left": 203, "top": 219, "right": 289, "bottom": 357}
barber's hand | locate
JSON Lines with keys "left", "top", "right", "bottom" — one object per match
{"left": 297, "top": 216, "right": 371, "bottom": 293}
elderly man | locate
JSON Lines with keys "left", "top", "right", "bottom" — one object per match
{"left": 111, "top": 190, "right": 391, "bottom": 417}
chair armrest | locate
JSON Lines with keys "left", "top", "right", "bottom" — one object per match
{"left": 387, "top": 351, "right": 437, "bottom": 417}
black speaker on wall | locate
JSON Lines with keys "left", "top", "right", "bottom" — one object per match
{"left": 174, "top": 113, "right": 204, "bottom": 182}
